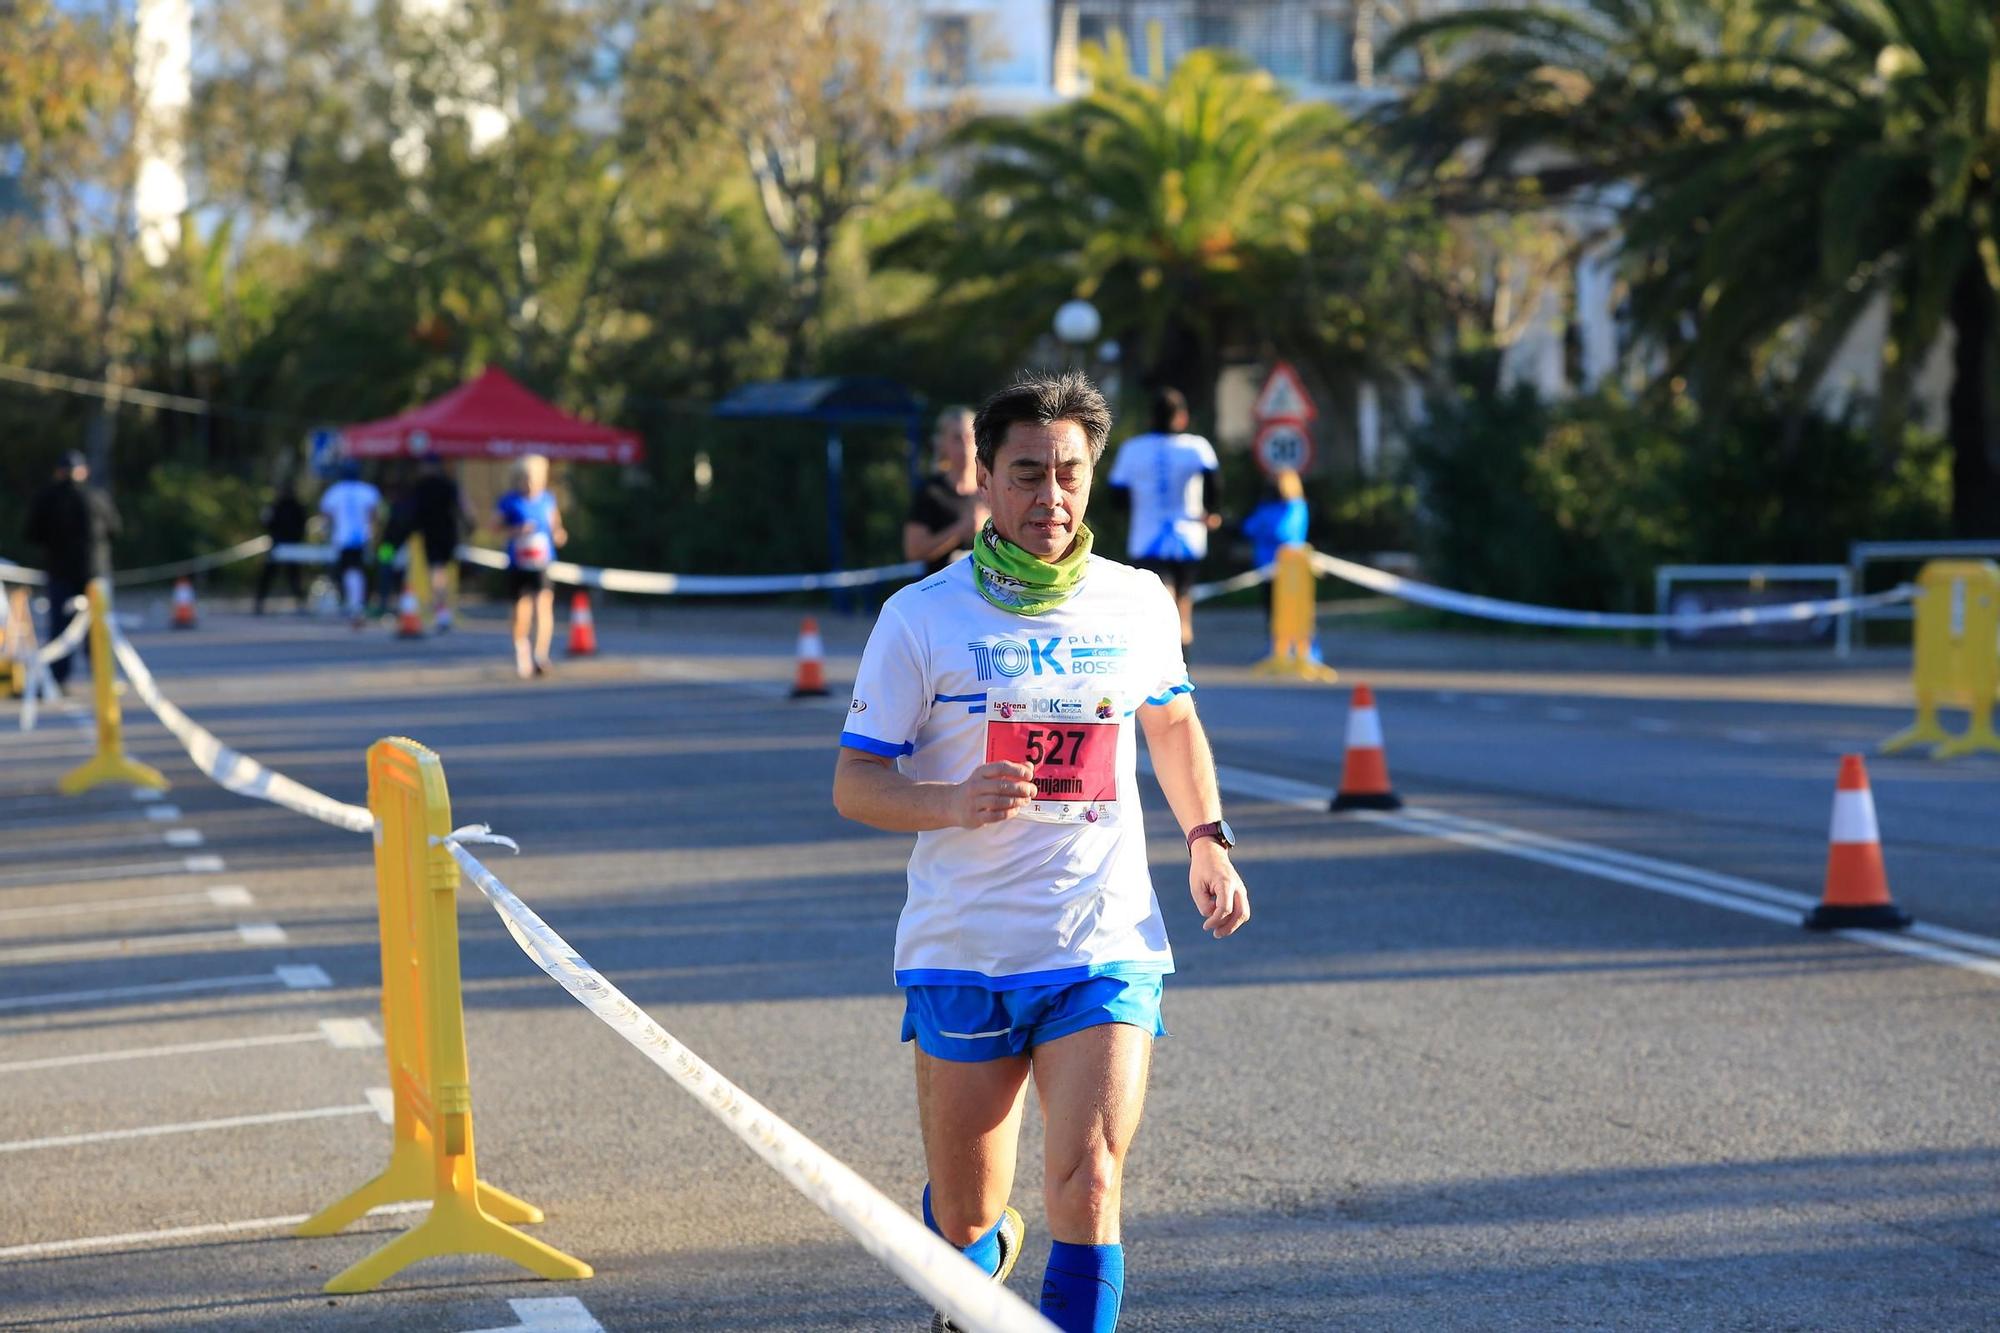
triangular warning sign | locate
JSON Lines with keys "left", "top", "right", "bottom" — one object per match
{"left": 1254, "top": 361, "right": 1317, "bottom": 423}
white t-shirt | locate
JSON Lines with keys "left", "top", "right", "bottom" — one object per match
{"left": 319, "top": 481, "right": 383, "bottom": 552}
{"left": 1108, "top": 432, "right": 1220, "bottom": 562}
{"left": 842, "top": 555, "right": 1191, "bottom": 990}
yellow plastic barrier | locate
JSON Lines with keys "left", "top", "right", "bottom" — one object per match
{"left": 1882, "top": 560, "right": 2000, "bottom": 759}
{"left": 6, "top": 585, "right": 31, "bottom": 698}
{"left": 59, "top": 580, "right": 168, "bottom": 794}
{"left": 408, "top": 533, "right": 433, "bottom": 627}
{"left": 298, "top": 736, "right": 590, "bottom": 1292}
{"left": 1252, "top": 545, "right": 1339, "bottom": 683}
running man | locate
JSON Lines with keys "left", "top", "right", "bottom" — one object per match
{"left": 409, "top": 457, "right": 475, "bottom": 630}
{"left": 1106, "top": 387, "right": 1220, "bottom": 649}
{"left": 832, "top": 370, "right": 1251, "bottom": 1333}
{"left": 318, "top": 462, "right": 382, "bottom": 628}
{"left": 495, "top": 453, "right": 566, "bottom": 679}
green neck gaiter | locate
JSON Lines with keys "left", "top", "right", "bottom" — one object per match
{"left": 971, "top": 521, "right": 1093, "bottom": 616}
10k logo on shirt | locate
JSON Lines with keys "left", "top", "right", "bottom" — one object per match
{"left": 967, "top": 634, "right": 1131, "bottom": 681}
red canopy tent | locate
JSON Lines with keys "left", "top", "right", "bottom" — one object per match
{"left": 341, "top": 368, "right": 644, "bottom": 465}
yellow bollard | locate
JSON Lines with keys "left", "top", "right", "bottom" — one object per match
{"left": 298, "top": 737, "right": 589, "bottom": 1293}
{"left": 1252, "top": 545, "right": 1339, "bottom": 683}
{"left": 6, "top": 585, "right": 31, "bottom": 698}
{"left": 58, "top": 580, "right": 168, "bottom": 795}
{"left": 1882, "top": 560, "right": 2000, "bottom": 759}
{"left": 408, "top": 533, "right": 433, "bottom": 628}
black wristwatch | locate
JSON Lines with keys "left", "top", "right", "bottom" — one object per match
{"left": 1186, "top": 820, "right": 1235, "bottom": 852}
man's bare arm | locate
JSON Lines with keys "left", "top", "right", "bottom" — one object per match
{"left": 1139, "top": 693, "right": 1251, "bottom": 938}
{"left": 833, "top": 749, "right": 1035, "bottom": 833}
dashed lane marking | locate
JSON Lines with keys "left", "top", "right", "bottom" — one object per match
{"left": 0, "top": 1102, "right": 377, "bottom": 1154}
{"left": 0, "top": 855, "right": 224, "bottom": 889}
{"left": 0, "top": 1201, "right": 430, "bottom": 1261}
{"left": 460, "top": 1298, "right": 607, "bottom": 1333}
{"left": 0, "top": 1017, "right": 379, "bottom": 1074}
{"left": 161, "top": 827, "right": 205, "bottom": 847}
{"left": 0, "top": 922, "right": 286, "bottom": 964}
{"left": 0, "top": 885, "right": 253, "bottom": 923}
{"left": 365, "top": 1086, "right": 395, "bottom": 1124}
{"left": 0, "top": 963, "right": 329, "bottom": 1013}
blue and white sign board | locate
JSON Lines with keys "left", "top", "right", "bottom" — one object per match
{"left": 1253, "top": 419, "right": 1314, "bottom": 477}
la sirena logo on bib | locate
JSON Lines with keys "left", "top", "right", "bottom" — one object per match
{"left": 995, "top": 701, "right": 1015, "bottom": 719}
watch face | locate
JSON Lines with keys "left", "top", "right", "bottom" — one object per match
{"left": 1216, "top": 819, "right": 1236, "bottom": 848}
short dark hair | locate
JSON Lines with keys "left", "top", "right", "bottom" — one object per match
{"left": 1150, "top": 386, "right": 1188, "bottom": 434}
{"left": 973, "top": 369, "right": 1113, "bottom": 469}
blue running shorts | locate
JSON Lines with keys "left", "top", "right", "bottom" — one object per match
{"left": 901, "top": 974, "right": 1166, "bottom": 1062}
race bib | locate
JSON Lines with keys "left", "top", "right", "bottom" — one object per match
{"left": 515, "top": 530, "right": 553, "bottom": 570}
{"left": 984, "top": 691, "right": 1121, "bottom": 824}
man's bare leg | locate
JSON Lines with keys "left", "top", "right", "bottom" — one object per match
{"left": 915, "top": 1047, "right": 1031, "bottom": 1244}
{"left": 1030, "top": 1022, "right": 1151, "bottom": 1330}
{"left": 532, "top": 587, "right": 557, "bottom": 668}
{"left": 510, "top": 594, "right": 533, "bottom": 678}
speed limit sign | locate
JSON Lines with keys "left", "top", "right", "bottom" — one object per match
{"left": 1253, "top": 419, "right": 1314, "bottom": 476}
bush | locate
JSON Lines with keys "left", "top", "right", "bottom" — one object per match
{"left": 118, "top": 463, "right": 264, "bottom": 576}
{"left": 1407, "top": 382, "right": 1952, "bottom": 612}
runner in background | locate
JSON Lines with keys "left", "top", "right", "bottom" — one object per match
{"left": 318, "top": 462, "right": 382, "bottom": 628}
{"left": 903, "top": 406, "right": 988, "bottom": 576}
{"left": 372, "top": 466, "right": 417, "bottom": 619}
{"left": 22, "top": 450, "right": 119, "bottom": 694}
{"left": 410, "top": 456, "right": 475, "bottom": 631}
{"left": 1105, "top": 387, "right": 1220, "bottom": 650}
{"left": 495, "top": 453, "right": 566, "bottom": 679}
{"left": 254, "top": 482, "right": 308, "bottom": 614}
{"left": 834, "top": 370, "right": 1251, "bottom": 1333}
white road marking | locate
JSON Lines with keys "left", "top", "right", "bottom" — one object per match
{"left": 142, "top": 804, "right": 182, "bottom": 822}
{"left": 1632, "top": 717, "right": 1676, "bottom": 734}
{"left": 1723, "top": 728, "right": 1771, "bottom": 744}
{"left": 131, "top": 789, "right": 165, "bottom": 803}
{"left": 0, "top": 1017, "right": 381, "bottom": 1074}
{"left": 319, "top": 1017, "right": 382, "bottom": 1049}
{"left": 1545, "top": 706, "right": 1586, "bottom": 722}
{"left": 0, "top": 859, "right": 199, "bottom": 889}
{"left": 0, "top": 884, "right": 253, "bottom": 923}
{"left": 162, "top": 827, "right": 205, "bottom": 847}
{"left": 184, "top": 854, "right": 225, "bottom": 873}
{"left": 460, "top": 1297, "right": 606, "bottom": 1333}
{"left": 0, "top": 922, "right": 285, "bottom": 964}
{"left": 0, "top": 965, "right": 323, "bottom": 1013}
{"left": 365, "top": 1086, "right": 395, "bottom": 1124}
{"left": 0, "top": 1030, "right": 323, "bottom": 1074}
{"left": 0, "top": 1201, "right": 429, "bottom": 1261}
{"left": 1206, "top": 761, "right": 2000, "bottom": 982}
{"left": 0, "top": 1102, "right": 376, "bottom": 1154}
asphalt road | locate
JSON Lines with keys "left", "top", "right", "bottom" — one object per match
{"left": 1, "top": 603, "right": 1996, "bottom": 1331}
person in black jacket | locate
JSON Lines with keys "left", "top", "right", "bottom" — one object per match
{"left": 22, "top": 451, "right": 120, "bottom": 690}
{"left": 254, "top": 483, "right": 309, "bottom": 614}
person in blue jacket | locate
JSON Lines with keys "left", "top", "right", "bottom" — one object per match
{"left": 1241, "top": 469, "right": 1308, "bottom": 632}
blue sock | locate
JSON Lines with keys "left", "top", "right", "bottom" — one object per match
{"left": 922, "top": 1184, "right": 1005, "bottom": 1277}
{"left": 1040, "top": 1240, "right": 1124, "bottom": 1332}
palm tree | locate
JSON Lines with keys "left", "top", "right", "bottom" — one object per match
{"left": 1385, "top": 0, "right": 2000, "bottom": 533}
{"left": 873, "top": 35, "right": 1374, "bottom": 410}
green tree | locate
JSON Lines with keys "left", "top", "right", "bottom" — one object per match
{"left": 1386, "top": 0, "right": 2000, "bottom": 533}
{"left": 875, "top": 37, "right": 1425, "bottom": 411}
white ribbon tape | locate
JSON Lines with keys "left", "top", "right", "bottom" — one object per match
{"left": 2, "top": 537, "right": 274, "bottom": 589}
{"left": 438, "top": 832, "right": 1053, "bottom": 1333}
{"left": 1309, "top": 552, "right": 1916, "bottom": 631}
{"left": 16, "top": 598, "right": 90, "bottom": 734}
{"left": 106, "top": 625, "right": 374, "bottom": 833}
{"left": 1190, "top": 564, "right": 1277, "bottom": 603}
{"left": 451, "top": 545, "right": 927, "bottom": 596}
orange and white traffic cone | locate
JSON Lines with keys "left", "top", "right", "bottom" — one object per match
{"left": 566, "top": 590, "right": 597, "bottom": 657}
{"left": 1804, "top": 754, "right": 1911, "bottom": 931}
{"left": 790, "top": 616, "right": 829, "bottom": 698}
{"left": 394, "top": 587, "right": 424, "bottom": 639}
{"left": 1329, "top": 682, "right": 1402, "bottom": 812}
{"left": 169, "top": 577, "right": 198, "bottom": 630}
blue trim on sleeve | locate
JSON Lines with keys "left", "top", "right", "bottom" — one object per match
{"left": 1140, "top": 681, "right": 1195, "bottom": 708}
{"left": 840, "top": 731, "right": 913, "bottom": 758}
{"left": 933, "top": 692, "right": 987, "bottom": 703}
{"left": 895, "top": 960, "right": 1174, "bottom": 992}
